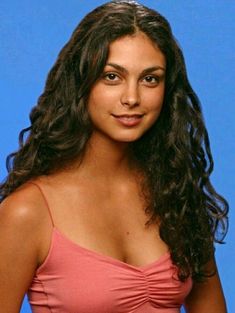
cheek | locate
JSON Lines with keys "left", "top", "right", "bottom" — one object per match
{"left": 144, "top": 88, "right": 165, "bottom": 114}
{"left": 87, "top": 92, "right": 112, "bottom": 124}
{"left": 88, "top": 87, "right": 119, "bottom": 115}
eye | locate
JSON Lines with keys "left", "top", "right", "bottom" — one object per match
{"left": 103, "top": 72, "right": 120, "bottom": 81}
{"left": 142, "top": 75, "right": 160, "bottom": 85}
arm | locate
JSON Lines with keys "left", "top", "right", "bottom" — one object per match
{"left": 184, "top": 257, "right": 227, "bottom": 313}
{"left": 0, "top": 185, "right": 47, "bottom": 313}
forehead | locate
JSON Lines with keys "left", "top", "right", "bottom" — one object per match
{"left": 106, "top": 32, "right": 166, "bottom": 69}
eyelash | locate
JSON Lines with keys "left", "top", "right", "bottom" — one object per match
{"left": 102, "top": 72, "right": 160, "bottom": 85}
{"left": 103, "top": 73, "right": 120, "bottom": 81}
{"left": 143, "top": 75, "right": 160, "bottom": 84}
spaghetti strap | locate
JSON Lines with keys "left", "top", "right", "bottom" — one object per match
{"left": 28, "top": 181, "right": 55, "bottom": 227}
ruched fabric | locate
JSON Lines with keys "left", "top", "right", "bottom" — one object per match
{"left": 28, "top": 228, "right": 192, "bottom": 313}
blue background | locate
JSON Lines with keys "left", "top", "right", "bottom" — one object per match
{"left": 0, "top": 1, "right": 234, "bottom": 312}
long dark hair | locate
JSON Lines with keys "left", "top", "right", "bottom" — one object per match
{"left": 0, "top": 0, "right": 228, "bottom": 281}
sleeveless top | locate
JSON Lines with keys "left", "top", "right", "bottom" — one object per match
{"left": 27, "top": 183, "right": 193, "bottom": 313}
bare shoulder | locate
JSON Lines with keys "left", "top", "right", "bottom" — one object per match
{"left": 0, "top": 182, "right": 49, "bottom": 231}
{"left": 0, "top": 182, "right": 53, "bottom": 263}
{"left": 0, "top": 182, "right": 53, "bottom": 310}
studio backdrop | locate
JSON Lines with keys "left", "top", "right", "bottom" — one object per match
{"left": 0, "top": 0, "right": 234, "bottom": 312}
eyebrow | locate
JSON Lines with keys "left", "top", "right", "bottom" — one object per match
{"left": 106, "top": 63, "right": 166, "bottom": 75}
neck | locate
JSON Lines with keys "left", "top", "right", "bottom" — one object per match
{"left": 84, "top": 133, "right": 133, "bottom": 177}
{"left": 70, "top": 133, "right": 137, "bottom": 179}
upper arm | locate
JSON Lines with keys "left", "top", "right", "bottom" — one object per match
{"left": 0, "top": 186, "right": 46, "bottom": 313}
{"left": 184, "top": 257, "right": 227, "bottom": 313}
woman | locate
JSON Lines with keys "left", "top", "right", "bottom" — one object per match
{"left": 0, "top": 1, "right": 228, "bottom": 312}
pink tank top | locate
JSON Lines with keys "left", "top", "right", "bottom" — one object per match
{"left": 27, "top": 183, "right": 193, "bottom": 313}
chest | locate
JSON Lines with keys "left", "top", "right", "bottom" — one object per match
{"left": 29, "top": 229, "right": 193, "bottom": 313}
{"left": 41, "top": 178, "right": 168, "bottom": 268}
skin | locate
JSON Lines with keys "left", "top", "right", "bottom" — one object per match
{"left": 87, "top": 32, "right": 166, "bottom": 144}
{"left": 0, "top": 32, "right": 227, "bottom": 313}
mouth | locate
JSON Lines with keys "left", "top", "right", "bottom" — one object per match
{"left": 111, "top": 113, "right": 144, "bottom": 127}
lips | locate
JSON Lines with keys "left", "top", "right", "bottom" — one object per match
{"left": 112, "top": 113, "right": 144, "bottom": 127}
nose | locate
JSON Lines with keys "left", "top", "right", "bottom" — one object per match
{"left": 120, "top": 82, "right": 140, "bottom": 108}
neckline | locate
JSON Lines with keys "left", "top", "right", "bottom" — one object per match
{"left": 53, "top": 227, "right": 171, "bottom": 271}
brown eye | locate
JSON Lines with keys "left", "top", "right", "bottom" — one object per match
{"left": 104, "top": 73, "right": 119, "bottom": 81}
{"left": 143, "top": 75, "right": 159, "bottom": 84}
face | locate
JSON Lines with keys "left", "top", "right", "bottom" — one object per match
{"left": 87, "top": 32, "right": 166, "bottom": 144}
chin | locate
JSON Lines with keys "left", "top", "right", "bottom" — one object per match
{"left": 113, "top": 133, "right": 143, "bottom": 143}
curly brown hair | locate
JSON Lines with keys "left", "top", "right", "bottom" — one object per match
{"left": 0, "top": 0, "right": 228, "bottom": 281}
